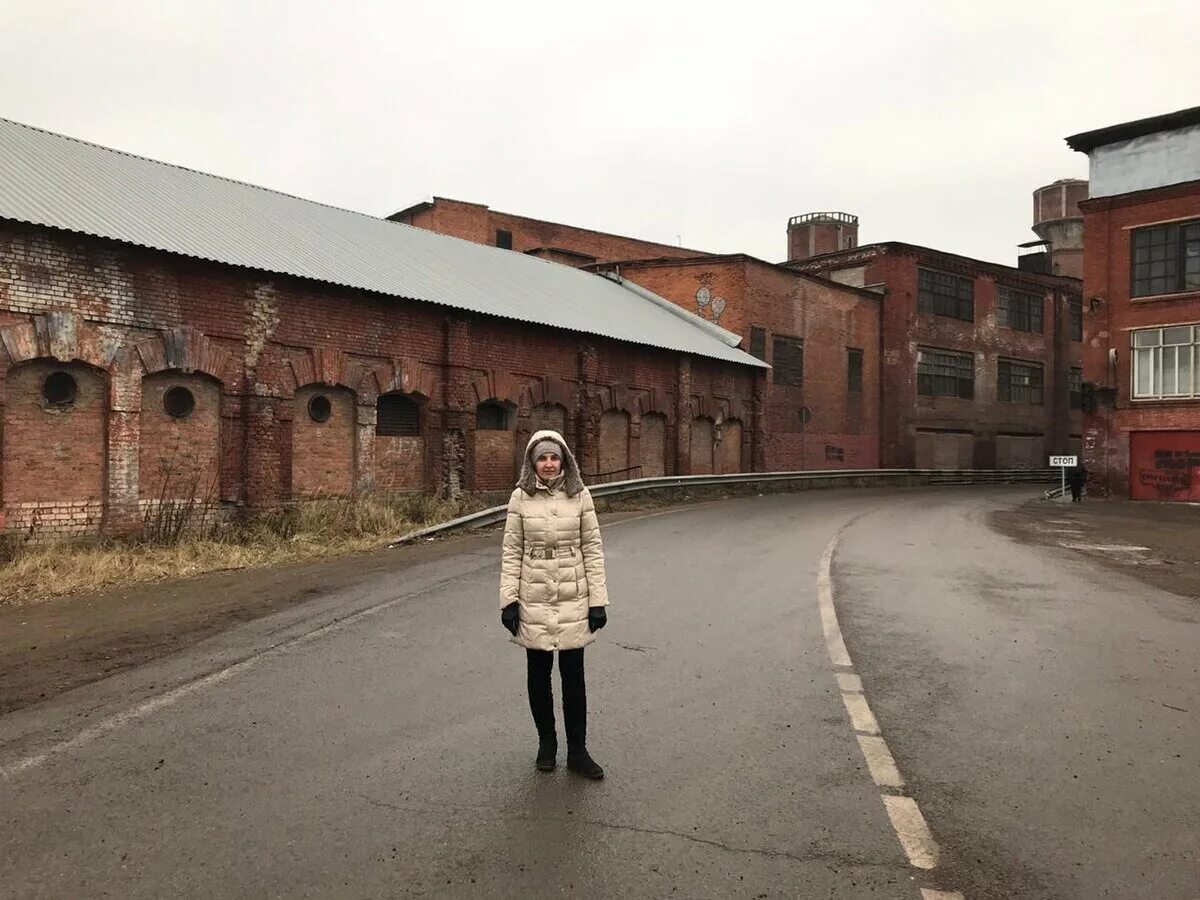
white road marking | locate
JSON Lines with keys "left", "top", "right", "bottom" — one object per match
{"left": 836, "top": 672, "right": 863, "bottom": 692}
{"left": 818, "top": 517, "right": 965, "bottom": 897}
{"left": 1058, "top": 542, "right": 1149, "bottom": 552}
{"left": 856, "top": 734, "right": 904, "bottom": 788}
{"left": 883, "top": 795, "right": 939, "bottom": 870}
{"left": 841, "top": 691, "right": 881, "bottom": 736}
{"left": 818, "top": 531, "right": 853, "bottom": 667}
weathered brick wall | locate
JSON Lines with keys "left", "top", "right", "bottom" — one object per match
{"left": 139, "top": 372, "right": 222, "bottom": 500}
{"left": 615, "top": 257, "right": 880, "bottom": 471}
{"left": 690, "top": 417, "right": 715, "bottom": 474}
{"left": 474, "top": 430, "right": 516, "bottom": 491}
{"left": 292, "top": 386, "right": 355, "bottom": 498}
{"left": 598, "top": 410, "right": 630, "bottom": 476}
{"left": 2, "top": 358, "right": 107, "bottom": 535}
{"left": 395, "top": 198, "right": 709, "bottom": 264}
{"left": 0, "top": 222, "right": 758, "bottom": 536}
{"left": 1079, "top": 182, "right": 1200, "bottom": 497}
{"left": 640, "top": 413, "right": 667, "bottom": 477}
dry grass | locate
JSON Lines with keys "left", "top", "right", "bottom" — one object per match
{"left": 0, "top": 493, "right": 495, "bottom": 606}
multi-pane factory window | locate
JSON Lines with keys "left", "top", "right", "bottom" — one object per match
{"left": 847, "top": 348, "right": 864, "bottom": 394}
{"left": 1069, "top": 298, "right": 1083, "bottom": 341}
{"left": 1132, "top": 325, "right": 1200, "bottom": 399}
{"left": 772, "top": 337, "right": 804, "bottom": 386}
{"left": 997, "top": 287, "right": 1044, "bottom": 333}
{"left": 998, "top": 359, "right": 1044, "bottom": 405}
{"left": 1131, "top": 220, "right": 1200, "bottom": 297}
{"left": 917, "top": 348, "right": 974, "bottom": 399}
{"left": 1069, "top": 368, "right": 1083, "bottom": 409}
{"left": 918, "top": 268, "right": 974, "bottom": 322}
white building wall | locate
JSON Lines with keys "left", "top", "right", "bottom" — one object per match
{"left": 1089, "top": 124, "right": 1200, "bottom": 198}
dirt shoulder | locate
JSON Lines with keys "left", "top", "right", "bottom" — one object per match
{"left": 0, "top": 506, "right": 678, "bottom": 716}
{"left": 992, "top": 497, "right": 1200, "bottom": 602}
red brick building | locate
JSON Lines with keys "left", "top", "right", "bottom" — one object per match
{"left": 1068, "top": 106, "right": 1200, "bottom": 500}
{"left": 389, "top": 197, "right": 710, "bottom": 265}
{"left": 592, "top": 256, "right": 881, "bottom": 470}
{"left": 787, "top": 233, "right": 1083, "bottom": 469}
{"left": 0, "top": 119, "right": 763, "bottom": 538}
{"left": 400, "top": 199, "right": 885, "bottom": 470}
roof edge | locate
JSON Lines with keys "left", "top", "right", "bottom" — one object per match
{"left": 1066, "top": 105, "right": 1200, "bottom": 153}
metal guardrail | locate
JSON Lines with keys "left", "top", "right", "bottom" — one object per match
{"left": 388, "top": 468, "right": 1057, "bottom": 547}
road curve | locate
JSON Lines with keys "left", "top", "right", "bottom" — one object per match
{"left": 1, "top": 487, "right": 1197, "bottom": 899}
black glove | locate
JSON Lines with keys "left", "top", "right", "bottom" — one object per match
{"left": 501, "top": 602, "right": 520, "bottom": 636}
{"left": 588, "top": 607, "right": 607, "bottom": 633}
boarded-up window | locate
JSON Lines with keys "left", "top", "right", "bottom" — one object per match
{"left": 599, "top": 410, "right": 631, "bottom": 475}
{"left": 377, "top": 393, "right": 420, "bottom": 436}
{"left": 848, "top": 348, "right": 864, "bottom": 394}
{"left": 640, "top": 413, "right": 667, "bottom": 478}
{"left": 690, "top": 417, "right": 714, "bottom": 475}
{"left": 719, "top": 419, "right": 743, "bottom": 474}
{"left": 529, "top": 402, "right": 566, "bottom": 435}
{"left": 772, "top": 337, "right": 804, "bottom": 386}
{"left": 749, "top": 327, "right": 767, "bottom": 361}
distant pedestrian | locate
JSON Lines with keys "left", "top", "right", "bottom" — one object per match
{"left": 1066, "top": 463, "right": 1087, "bottom": 503}
{"left": 499, "top": 429, "right": 609, "bottom": 779}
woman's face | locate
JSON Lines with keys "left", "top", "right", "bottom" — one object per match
{"left": 535, "top": 452, "right": 562, "bottom": 481}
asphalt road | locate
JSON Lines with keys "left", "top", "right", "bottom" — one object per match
{"left": 1, "top": 488, "right": 1197, "bottom": 899}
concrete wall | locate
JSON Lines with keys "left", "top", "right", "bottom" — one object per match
{"left": 1089, "top": 125, "right": 1200, "bottom": 198}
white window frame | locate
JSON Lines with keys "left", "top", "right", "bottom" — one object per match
{"left": 1131, "top": 325, "right": 1200, "bottom": 400}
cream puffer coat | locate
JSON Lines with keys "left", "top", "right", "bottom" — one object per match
{"left": 500, "top": 430, "right": 609, "bottom": 651}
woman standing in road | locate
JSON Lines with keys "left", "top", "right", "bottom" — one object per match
{"left": 499, "top": 429, "right": 609, "bottom": 779}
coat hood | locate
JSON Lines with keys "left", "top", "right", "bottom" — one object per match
{"left": 518, "top": 429, "right": 585, "bottom": 497}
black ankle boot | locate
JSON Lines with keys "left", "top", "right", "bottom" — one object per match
{"left": 536, "top": 738, "right": 557, "bottom": 772}
{"left": 567, "top": 748, "right": 604, "bottom": 779}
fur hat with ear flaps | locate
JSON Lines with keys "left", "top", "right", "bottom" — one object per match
{"left": 518, "top": 429, "right": 585, "bottom": 497}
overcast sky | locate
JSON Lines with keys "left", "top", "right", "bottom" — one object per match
{"left": 3, "top": 2, "right": 1195, "bottom": 266}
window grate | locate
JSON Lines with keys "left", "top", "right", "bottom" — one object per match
{"left": 377, "top": 393, "right": 420, "bottom": 436}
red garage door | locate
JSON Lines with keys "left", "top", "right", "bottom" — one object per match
{"left": 1130, "top": 431, "right": 1200, "bottom": 502}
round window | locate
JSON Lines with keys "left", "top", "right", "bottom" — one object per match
{"left": 308, "top": 394, "right": 332, "bottom": 423}
{"left": 163, "top": 386, "right": 196, "bottom": 419}
{"left": 42, "top": 371, "right": 78, "bottom": 407}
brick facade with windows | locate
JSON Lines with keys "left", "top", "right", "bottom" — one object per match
{"left": 0, "top": 220, "right": 757, "bottom": 538}
{"left": 789, "top": 243, "right": 1083, "bottom": 469}
{"left": 1068, "top": 111, "right": 1200, "bottom": 499}
{"left": 594, "top": 256, "right": 882, "bottom": 471}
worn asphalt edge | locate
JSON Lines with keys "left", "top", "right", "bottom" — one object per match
{"left": 818, "top": 513, "right": 967, "bottom": 900}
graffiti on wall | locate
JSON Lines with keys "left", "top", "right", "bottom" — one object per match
{"left": 695, "top": 286, "right": 728, "bottom": 326}
{"left": 1130, "top": 432, "right": 1200, "bottom": 501}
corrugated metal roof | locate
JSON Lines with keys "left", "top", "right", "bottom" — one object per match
{"left": 0, "top": 117, "right": 763, "bottom": 369}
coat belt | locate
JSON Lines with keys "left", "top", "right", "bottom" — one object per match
{"left": 526, "top": 546, "right": 575, "bottom": 560}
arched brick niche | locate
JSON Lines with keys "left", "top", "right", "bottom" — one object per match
{"left": 640, "top": 412, "right": 668, "bottom": 478}
{"left": 139, "top": 371, "right": 222, "bottom": 502}
{"left": 719, "top": 418, "right": 745, "bottom": 474}
{"left": 293, "top": 385, "right": 356, "bottom": 498}
{"left": 690, "top": 416, "right": 715, "bottom": 475}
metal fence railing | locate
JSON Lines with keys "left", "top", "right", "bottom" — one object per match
{"left": 388, "top": 468, "right": 1057, "bottom": 547}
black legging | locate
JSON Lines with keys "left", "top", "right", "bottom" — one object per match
{"left": 526, "top": 648, "right": 586, "bottom": 751}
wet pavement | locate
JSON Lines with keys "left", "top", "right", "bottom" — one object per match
{"left": 1, "top": 488, "right": 1197, "bottom": 898}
